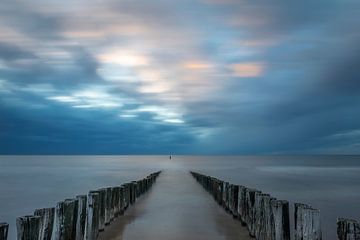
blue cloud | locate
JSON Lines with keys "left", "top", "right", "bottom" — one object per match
{"left": 0, "top": 0, "right": 360, "bottom": 154}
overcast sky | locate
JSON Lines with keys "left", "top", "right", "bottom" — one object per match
{"left": 0, "top": 0, "right": 359, "bottom": 154}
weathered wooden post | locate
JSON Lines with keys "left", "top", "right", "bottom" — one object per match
{"left": 113, "top": 186, "right": 121, "bottom": 217}
{"left": 96, "top": 189, "right": 106, "bottom": 231}
{"left": 294, "top": 203, "right": 322, "bottom": 240}
{"left": 136, "top": 181, "right": 141, "bottom": 197}
{"left": 145, "top": 177, "right": 150, "bottom": 191}
{"left": 237, "top": 185, "right": 247, "bottom": 225}
{"left": 110, "top": 187, "right": 117, "bottom": 221}
{"left": 75, "top": 195, "right": 87, "bottom": 240}
{"left": 226, "top": 183, "right": 231, "bottom": 211}
{"left": 245, "top": 188, "right": 261, "bottom": 237}
{"left": 142, "top": 178, "right": 146, "bottom": 194}
{"left": 231, "top": 185, "right": 239, "bottom": 218}
{"left": 0, "top": 223, "right": 9, "bottom": 240}
{"left": 16, "top": 215, "right": 41, "bottom": 240}
{"left": 228, "top": 183, "right": 233, "bottom": 212}
{"left": 217, "top": 180, "right": 224, "bottom": 205}
{"left": 337, "top": 218, "right": 360, "bottom": 240}
{"left": 270, "top": 199, "right": 290, "bottom": 240}
{"left": 34, "top": 207, "right": 55, "bottom": 240}
{"left": 222, "top": 182, "right": 229, "bottom": 209}
{"left": 86, "top": 191, "right": 100, "bottom": 240}
{"left": 122, "top": 183, "right": 129, "bottom": 210}
{"left": 105, "top": 187, "right": 112, "bottom": 225}
{"left": 119, "top": 186, "right": 125, "bottom": 215}
{"left": 255, "top": 193, "right": 275, "bottom": 240}
{"left": 254, "top": 193, "right": 267, "bottom": 239}
{"left": 131, "top": 182, "right": 137, "bottom": 204}
{"left": 54, "top": 198, "right": 78, "bottom": 240}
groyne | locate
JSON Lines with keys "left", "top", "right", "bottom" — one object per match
{"left": 190, "top": 171, "right": 360, "bottom": 240}
{"left": 0, "top": 171, "right": 160, "bottom": 240}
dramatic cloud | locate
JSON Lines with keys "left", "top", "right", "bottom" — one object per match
{"left": 0, "top": 0, "right": 359, "bottom": 154}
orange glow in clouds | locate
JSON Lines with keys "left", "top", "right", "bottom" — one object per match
{"left": 182, "top": 61, "right": 213, "bottom": 70}
{"left": 99, "top": 50, "right": 149, "bottom": 66}
{"left": 230, "top": 62, "right": 265, "bottom": 77}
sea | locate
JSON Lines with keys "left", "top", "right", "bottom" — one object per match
{"left": 0, "top": 155, "right": 359, "bottom": 239}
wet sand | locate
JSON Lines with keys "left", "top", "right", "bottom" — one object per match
{"left": 99, "top": 170, "right": 251, "bottom": 240}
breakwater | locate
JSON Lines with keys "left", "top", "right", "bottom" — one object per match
{"left": 190, "top": 171, "right": 360, "bottom": 240}
{"left": 0, "top": 171, "right": 161, "bottom": 240}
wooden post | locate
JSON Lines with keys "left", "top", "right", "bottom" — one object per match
{"left": 231, "top": 185, "right": 239, "bottom": 218}
{"left": 119, "top": 186, "right": 125, "bottom": 215}
{"left": 237, "top": 185, "right": 247, "bottom": 225}
{"left": 270, "top": 199, "right": 290, "bottom": 240}
{"left": 136, "top": 181, "right": 141, "bottom": 198}
{"left": 228, "top": 184, "right": 233, "bottom": 213}
{"left": 142, "top": 178, "right": 146, "bottom": 193}
{"left": 110, "top": 187, "right": 117, "bottom": 221}
{"left": 131, "top": 182, "right": 137, "bottom": 204}
{"left": 217, "top": 180, "right": 223, "bottom": 206}
{"left": 337, "top": 218, "right": 360, "bottom": 240}
{"left": 54, "top": 198, "right": 78, "bottom": 240}
{"left": 245, "top": 188, "right": 261, "bottom": 237}
{"left": 33, "top": 207, "right": 55, "bottom": 240}
{"left": 113, "top": 186, "right": 121, "bottom": 217}
{"left": 145, "top": 178, "right": 149, "bottom": 191}
{"left": 0, "top": 223, "right": 9, "bottom": 240}
{"left": 294, "top": 203, "right": 322, "bottom": 240}
{"left": 75, "top": 195, "right": 87, "bottom": 240}
{"left": 255, "top": 194, "right": 275, "bottom": 240}
{"left": 16, "top": 215, "right": 41, "bottom": 240}
{"left": 86, "top": 191, "right": 100, "bottom": 240}
{"left": 96, "top": 189, "right": 106, "bottom": 231}
{"left": 105, "top": 187, "right": 112, "bottom": 225}
{"left": 222, "top": 182, "right": 229, "bottom": 209}
{"left": 226, "top": 183, "right": 231, "bottom": 211}
{"left": 122, "top": 183, "right": 129, "bottom": 210}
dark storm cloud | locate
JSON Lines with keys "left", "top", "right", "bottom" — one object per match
{"left": 0, "top": 98, "right": 196, "bottom": 154}
{"left": 0, "top": 42, "right": 35, "bottom": 61}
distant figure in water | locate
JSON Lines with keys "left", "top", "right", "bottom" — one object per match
{"left": 169, "top": 155, "right": 172, "bottom": 159}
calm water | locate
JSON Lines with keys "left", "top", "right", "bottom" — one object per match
{"left": 0, "top": 155, "right": 359, "bottom": 239}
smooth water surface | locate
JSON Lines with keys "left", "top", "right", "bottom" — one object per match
{"left": 0, "top": 155, "right": 359, "bottom": 239}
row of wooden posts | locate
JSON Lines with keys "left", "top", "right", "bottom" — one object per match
{"left": 0, "top": 171, "right": 161, "bottom": 240}
{"left": 190, "top": 171, "right": 360, "bottom": 240}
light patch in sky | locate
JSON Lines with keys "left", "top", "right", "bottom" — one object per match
{"left": 48, "top": 88, "right": 123, "bottom": 109}
{"left": 163, "top": 118, "right": 185, "bottom": 124}
{"left": 47, "top": 96, "right": 78, "bottom": 103}
{"left": 182, "top": 61, "right": 213, "bottom": 70}
{"left": 230, "top": 62, "right": 265, "bottom": 78}
{"left": 98, "top": 49, "right": 149, "bottom": 67}
{"left": 138, "top": 83, "right": 170, "bottom": 94}
{"left": 119, "top": 114, "right": 137, "bottom": 118}
{"left": 133, "top": 105, "right": 184, "bottom": 124}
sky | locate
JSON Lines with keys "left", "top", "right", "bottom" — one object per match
{"left": 0, "top": 0, "right": 359, "bottom": 154}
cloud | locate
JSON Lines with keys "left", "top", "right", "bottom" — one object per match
{"left": 0, "top": 42, "right": 35, "bottom": 61}
{"left": 0, "top": 0, "right": 360, "bottom": 154}
{"left": 230, "top": 62, "right": 265, "bottom": 78}
{"left": 47, "top": 88, "right": 124, "bottom": 109}
{"left": 98, "top": 49, "right": 149, "bottom": 67}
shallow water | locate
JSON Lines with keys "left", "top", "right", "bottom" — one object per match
{"left": 99, "top": 170, "right": 251, "bottom": 240}
{"left": 0, "top": 155, "right": 359, "bottom": 239}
